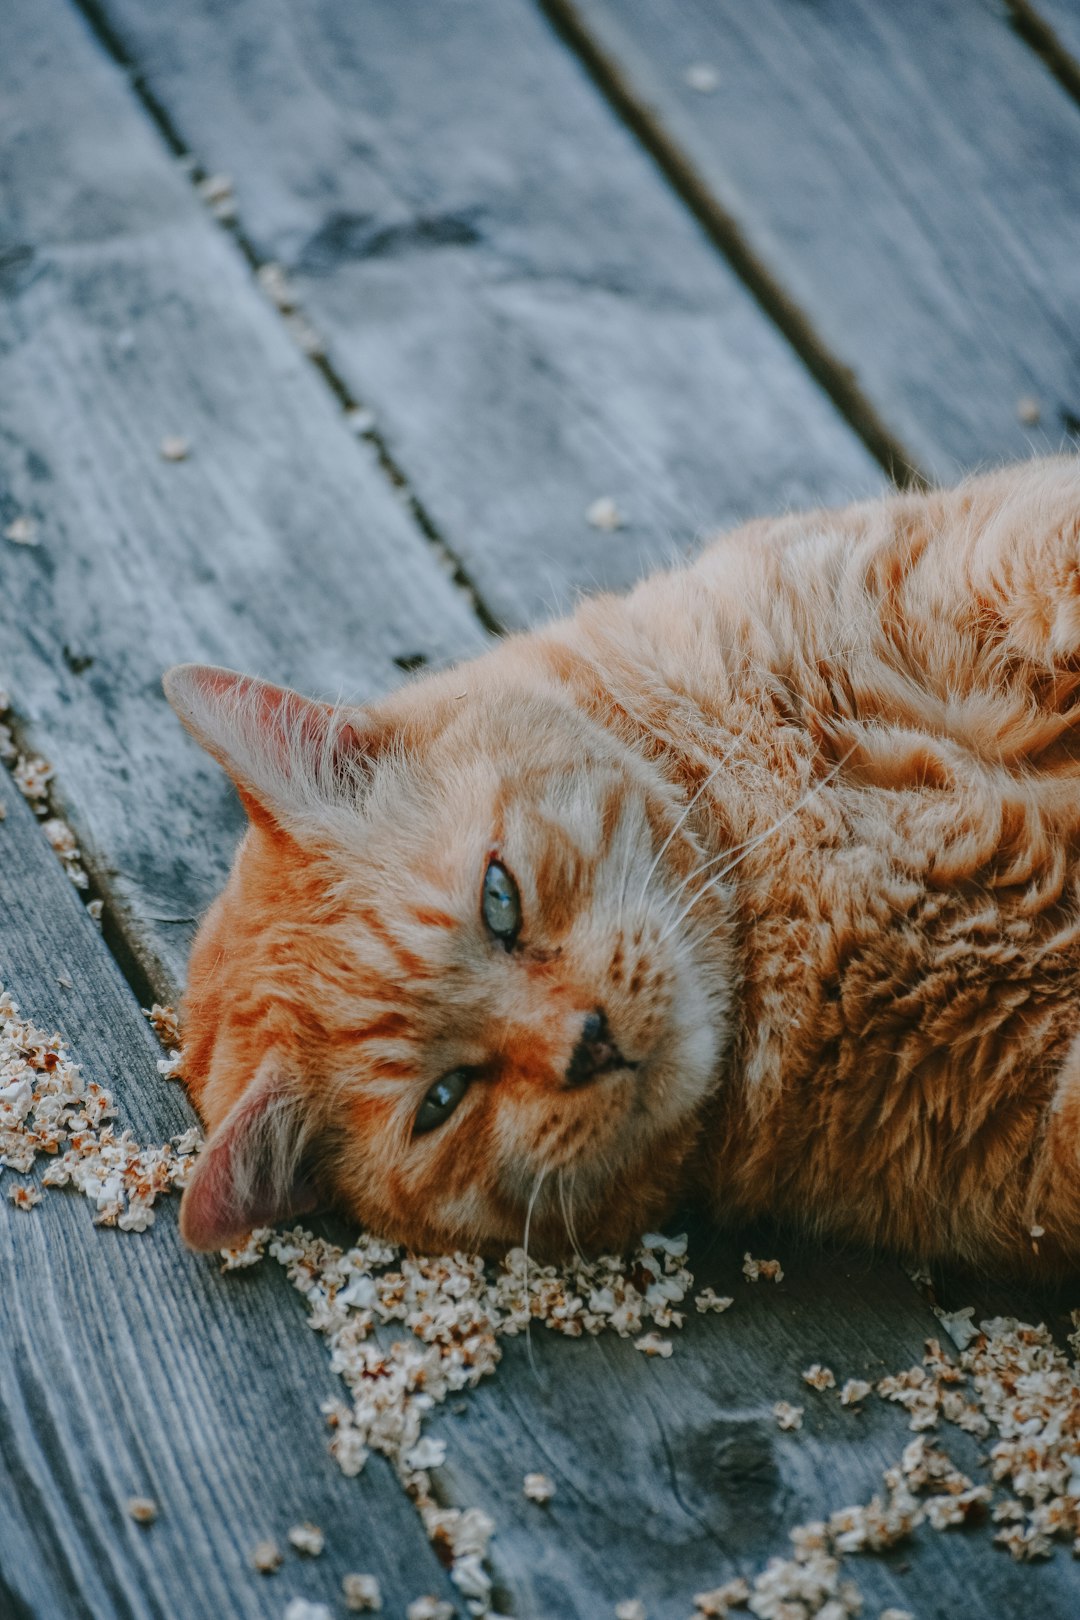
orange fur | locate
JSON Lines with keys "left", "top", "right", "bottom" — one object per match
{"left": 168, "top": 457, "right": 1080, "bottom": 1273}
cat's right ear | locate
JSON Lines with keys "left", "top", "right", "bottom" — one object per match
{"left": 179, "top": 1052, "right": 321, "bottom": 1252}
{"left": 163, "top": 663, "right": 380, "bottom": 834}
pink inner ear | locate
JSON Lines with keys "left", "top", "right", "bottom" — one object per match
{"left": 179, "top": 1062, "right": 320, "bottom": 1252}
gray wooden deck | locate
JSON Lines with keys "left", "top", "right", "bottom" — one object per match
{"left": 2, "top": 1, "right": 1080, "bottom": 1615}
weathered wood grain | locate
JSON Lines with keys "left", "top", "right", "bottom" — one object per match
{"left": 539, "top": 0, "right": 1080, "bottom": 482}
{"left": 426, "top": 1224, "right": 1080, "bottom": 1618}
{"left": 81, "top": 0, "right": 883, "bottom": 631}
{"left": 0, "top": 766, "right": 459, "bottom": 1620}
{"left": 0, "top": 0, "right": 485, "bottom": 998}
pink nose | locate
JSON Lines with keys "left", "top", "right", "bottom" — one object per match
{"left": 565, "top": 1008, "right": 622, "bottom": 1087}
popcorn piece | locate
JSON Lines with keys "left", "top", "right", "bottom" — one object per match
{"left": 343, "top": 1572, "right": 383, "bottom": 1611}
{"left": 742, "top": 1252, "right": 784, "bottom": 1283}
{"left": 196, "top": 172, "right": 236, "bottom": 222}
{"left": 694, "top": 1288, "right": 734, "bottom": 1314}
{"left": 405, "top": 1600, "right": 454, "bottom": 1620}
{"left": 87, "top": 899, "right": 104, "bottom": 924}
{"left": 634, "top": 1331, "right": 673, "bottom": 1358}
{"left": 684, "top": 63, "right": 720, "bottom": 94}
{"left": 251, "top": 1538, "right": 283, "bottom": 1573}
{"left": 586, "top": 496, "right": 623, "bottom": 531}
{"left": 159, "top": 435, "right": 190, "bottom": 462}
{"left": 126, "top": 1496, "right": 158, "bottom": 1525}
{"left": 143, "top": 1004, "right": 181, "bottom": 1048}
{"left": 523, "top": 1471, "right": 555, "bottom": 1503}
{"left": 773, "top": 1401, "right": 804, "bottom": 1431}
{"left": 4, "top": 516, "right": 38, "bottom": 546}
{"left": 932, "top": 1305, "right": 978, "bottom": 1352}
{"left": 9, "top": 1183, "right": 41, "bottom": 1210}
{"left": 284, "top": 1602, "right": 332, "bottom": 1620}
{"left": 287, "top": 1522, "right": 325, "bottom": 1557}
{"left": 802, "top": 1364, "right": 836, "bottom": 1391}
{"left": 693, "top": 1578, "right": 750, "bottom": 1615}
{"left": 838, "top": 1378, "right": 872, "bottom": 1407}
{"left": 257, "top": 261, "right": 297, "bottom": 313}
{"left": 879, "top": 1611, "right": 914, "bottom": 1620}
{"left": 615, "top": 1602, "right": 646, "bottom": 1620}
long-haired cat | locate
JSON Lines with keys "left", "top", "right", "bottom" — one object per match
{"left": 165, "top": 457, "right": 1080, "bottom": 1274}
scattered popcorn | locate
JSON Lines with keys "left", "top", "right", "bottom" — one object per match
{"left": 13, "top": 752, "right": 53, "bottom": 813}
{"left": 694, "top": 1288, "right": 734, "bottom": 1314}
{"left": 693, "top": 1577, "right": 751, "bottom": 1615}
{"left": 87, "top": 899, "right": 104, "bottom": 924}
{"left": 747, "top": 1527, "right": 861, "bottom": 1619}
{"left": 802, "top": 1364, "right": 836, "bottom": 1391}
{"left": 42, "top": 817, "right": 89, "bottom": 889}
{"left": 405, "top": 1600, "right": 454, "bottom": 1620}
{"left": 684, "top": 63, "right": 720, "bottom": 93}
{"left": 634, "top": 1331, "right": 673, "bottom": 1358}
{"left": 284, "top": 1601, "right": 332, "bottom": 1620}
{"left": 159, "top": 435, "right": 190, "bottom": 462}
{"left": 742, "top": 1252, "right": 784, "bottom": 1283}
{"left": 773, "top": 1401, "right": 804, "bottom": 1431}
{"left": 9, "top": 1183, "right": 41, "bottom": 1210}
{"left": 343, "top": 1572, "right": 383, "bottom": 1612}
{"left": 523, "top": 1472, "right": 555, "bottom": 1503}
{"left": 251, "top": 1538, "right": 283, "bottom": 1573}
{"left": 838, "top": 1378, "right": 873, "bottom": 1407}
{"left": 126, "top": 1496, "right": 158, "bottom": 1525}
{"left": 5, "top": 516, "right": 38, "bottom": 546}
{"left": 287, "top": 1522, "right": 325, "bottom": 1557}
{"left": 615, "top": 1601, "right": 646, "bottom": 1620}
{"left": 586, "top": 496, "right": 623, "bottom": 531}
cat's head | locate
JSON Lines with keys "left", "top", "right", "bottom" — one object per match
{"left": 164, "top": 651, "right": 734, "bottom": 1257}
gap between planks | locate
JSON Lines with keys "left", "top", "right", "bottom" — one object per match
{"left": 71, "top": 0, "right": 507, "bottom": 640}
{"left": 534, "top": 0, "right": 930, "bottom": 493}
{"left": 1005, "top": 0, "right": 1080, "bottom": 107}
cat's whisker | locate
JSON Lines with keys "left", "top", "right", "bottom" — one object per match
{"left": 658, "top": 748, "right": 855, "bottom": 944}
{"left": 522, "top": 1165, "right": 549, "bottom": 1379}
{"left": 634, "top": 743, "right": 740, "bottom": 913}
{"left": 557, "top": 1166, "right": 589, "bottom": 1267}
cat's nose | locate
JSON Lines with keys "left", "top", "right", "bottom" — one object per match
{"left": 565, "top": 1008, "right": 620, "bottom": 1088}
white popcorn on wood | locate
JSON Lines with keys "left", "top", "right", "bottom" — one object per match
{"left": 251, "top": 1538, "right": 283, "bottom": 1573}
{"left": 773, "top": 1402, "right": 804, "bottom": 1431}
{"left": 283, "top": 1601, "right": 332, "bottom": 1620}
{"left": 287, "top": 1522, "right": 325, "bottom": 1557}
{"left": 802, "top": 1364, "right": 836, "bottom": 1391}
{"left": 838, "top": 1378, "right": 873, "bottom": 1407}
{"left": 586, "top": 496, "right": 623, "bottom": 531}
{"left": 615, "top": 1601, "right": 647, "bottom": 1620}
{"left": 693, "top": 1577, "right": 750, "bottom": 1615}
{"left": 742, "top": 1252, "right": 784, "bottom": 1283}
{"left": 343, "top": 1572, "right": 382, "bottom": 1611}
{"left": 405, "top": 1599, "right": 454, "bottom": 1620}
{"left": 694, "top": 1288, "right": 734, "bottom": 1314}
{"left": 523, "top": 1472, "right": 555, "bottom": 1503}
{"left": 126, "top": 1496, "right": 158, "bottom": 1525}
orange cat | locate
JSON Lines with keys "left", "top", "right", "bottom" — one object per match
{"left": 166, "top": 457, "right": 1080, "bottom": 1273}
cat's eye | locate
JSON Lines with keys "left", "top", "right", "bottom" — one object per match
{"left": 414, "top": 1069, "right": 472, "bottom": 1135}
{"left": 481, "top": 858, "right": 521, "bottom": 947}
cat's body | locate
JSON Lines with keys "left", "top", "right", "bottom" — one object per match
{"left": 167, "top": 458, "right": 1080, "bottom": 1273}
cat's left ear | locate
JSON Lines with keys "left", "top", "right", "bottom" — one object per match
{"left": 163, "top": 663, "right": 379, "bottom": 833}
{"left": 179, "top": 1052, "right": 321, "bottom": 1252}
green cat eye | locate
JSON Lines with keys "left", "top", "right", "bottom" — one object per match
{"left": 482, "top": 859, "right": 521, "bottom": 946}
{"left": 414, "top": 1069, "right": 471, "bottom": 1135}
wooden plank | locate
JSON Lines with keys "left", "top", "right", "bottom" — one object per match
{"left": 0, "top": 0, "right": 486, "bottom": 999}
{"left": 424, "top": 1225, "right": 1080, "bottom": 1619}
{"left": 537, "top": 0, "right": 1080, "bottom": 481}
{"left": 80, "top": 0, "right": 883, "bottom": 631}
{"left": 0, "top": 766, "right": 458, "bottom": 1620}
